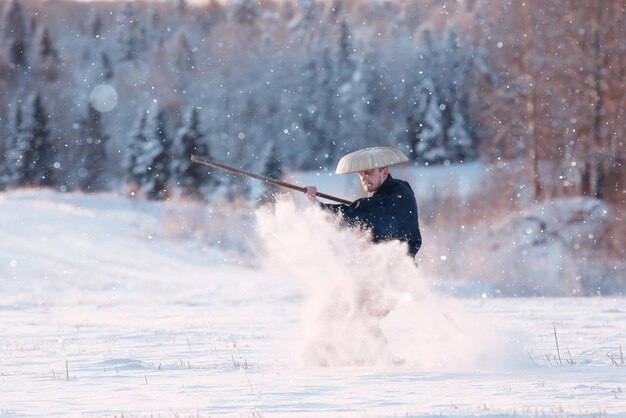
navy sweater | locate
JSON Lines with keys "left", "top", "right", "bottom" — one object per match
{"left": 320, "top": 175, "right": 422, "bottom": 256}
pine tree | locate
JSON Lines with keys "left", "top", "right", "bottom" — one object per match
{"left": 230, "top": 0, "right": 259, "bottom": 25}
{"left": 77, "top": 104, "right": 109, "bottom": 192}
{"left": 333, "top": 17, "right": 365, "bottom": 165}
{"left": 136, "top": 104, "right": 172, "bottom": 200}
{"left": 33, "top": 25, "right": 59, "bottom": 80}
{"left": 100, "top": 51, "right": 114, "bottom": 80}
{"left": 124, "top": 109, "right": 148, "bottom": 189}
{"left": 117, "top": 2, "right": 142, "bottom": 63}
{"left": 35, "top": 26, "right": 57, "bottom": 59}
{"left": 336, "top": 18, "right": 356, "bottom": 88}
{"left": 261, "top": 140, "right": 283, "bottom": 198}
{"left": 414, "top": 82, "right": 446, "bottom": 164}
{"left": 406, "top": 77, "right": 431, "bottom": 160}
{"left": 167, "top": 30, "right": 195, "bottom": 89}
{"left": 88, "top": 11, "right": 103, "bottom": 39}
{"left": 22, "top": 93, "right": 55, "bottom": 187}
{"left": 174, "top": 107, "right": 216, "bottom": 197}
{"left": 1, "top": 103, "right": 29, "bottom": 188}
{"left": 1, "top": 0, "right": 29, "bottom": 68}
{"left": 446, "top": 104, "right": 473, "bottom": 162}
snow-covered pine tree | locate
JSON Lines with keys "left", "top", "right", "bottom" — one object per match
{"left": 446, "top": 104, "right": 474, "bottom": 163}
{"left": 137, "top": 104, "right": 172, "bottom": 200}
{"left": 254, "top": 139, "right": 283, "bottom": 204}
{"left": 405, "top": 76, "right": 431, "bottom": 160}
{"left": 33, "top": 25, "right": 59, "bottom": 80}
{"left": 1, "top": 0, "right": 29, "bottom": 69}
{"left": 100, "top": 51, "right": 114, "bottom": 81}
{"left": 414, "top": 79, "right": 446, "bottom": 164}
{"left": 174, "top": 106, "right": 216, "bottom": 198}
{"left": 166, "top": 30, "right": 195, "bottom": 90}
{"left": 230, "top": 0, "right": 259, "bottom": 26}
{"left": 334, "top": 17, "right": 366, "bottom": 163}
{"left": 22, "top": 92, "right": 55, "bottom": 187}
{"left": 291, "top": 54, "right": 329, "bottom": 169}
{"left": 262, "top": 140, "right": 283, "bottom": 183}
{"left": 88, "top": 11, "right": 103, "bottom": 39}
{"left": 1, "top": 102, "right": 29, "bottom": 188}
{"left": 116, "top": 2, "right": 142, "bottom": 63}
{"left": 419, "top": 27, "right": 475, "bottom": 164}
{"left": 77, "top": 104, "right": 108, "bottom": 192}
{"left": 303, "top": 44, "right": 340, "bottom": 169}
{"left": 286, "top": 0, "right": 320, "bottom": 44}
{"left": 124, "top": 108, "right": 148, "bottom": 191}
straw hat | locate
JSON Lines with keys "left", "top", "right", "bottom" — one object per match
{"left": 335, "top": 146, "right": 409, "bottom": 174}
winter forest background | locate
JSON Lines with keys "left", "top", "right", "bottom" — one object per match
{"left": 0, "top": 0, "right": 624, "bottom": 294}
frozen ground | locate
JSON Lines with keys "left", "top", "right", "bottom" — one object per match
{"left": 0, "top": 190, "right": 624, "bottom": 417}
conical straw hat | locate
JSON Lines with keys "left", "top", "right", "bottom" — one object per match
{"left": 335, "top": 146, "right": 409, "bottom": 174}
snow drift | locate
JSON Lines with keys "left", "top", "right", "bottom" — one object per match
{"left": 439, "top": 197, "right": 623, "bottom": 297}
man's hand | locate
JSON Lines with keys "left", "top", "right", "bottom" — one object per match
{"left": 304, "top": 185, "right": 318, "bottom": 204}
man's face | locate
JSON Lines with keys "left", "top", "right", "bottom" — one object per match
{"left": 358, "top": 167, "right": 388, "bottom": 194}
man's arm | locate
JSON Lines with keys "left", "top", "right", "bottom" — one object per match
{"left": 304, "top": 186, "right": 349, "bottom": 214}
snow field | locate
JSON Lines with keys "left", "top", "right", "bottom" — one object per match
{"left": 0, "top": 189, "right": 624, "bottom": 417}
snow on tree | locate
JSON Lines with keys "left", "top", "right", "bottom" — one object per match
{"left": 411, "top": 78, "right": 446, "bottom": 164}
{"left": 116, "top": 2, "right": 143, "bottom": 63}
{"left": 262, "top": 140, "right": 283, "bottom": 182}
{"left": 446, "top": 104, "right": 474, "bottom": 163}
{"left": 0, "top": 102, "right": 29, "bottom": 188}
{"left": 229, "top": 0, "right": 259, "bottom": 26}
{"left": 288, "top": 50, "right": 336, "bottom": 169}
{"left": 286, "top": 0, "right": 322, "bottom": 45}
{"left": 88, "top": 11, "right": 103, "bottom": 39}
{"left": 333, "top": 17, "right": 366, "bottom": 162}
{"left": 166, "top": 30, "right": 195, "bottom": 90}
{"left": 173, "top": 106, "right": 217, "bottom": 198}
{"left": 22, "top": 93, "right": 55, "bottom": 187}
{"left": 1, "top": 0, "right": 29, "bottom": 69}
{"left": 76, "top": 104, "right": 109, "bottom": 192}
{"left": 419, "top": 27, "right": 476, "bottom": 164}
{"left": 32, "top": 25, "right": 59, "bottom": 80}
{"left": 100, "top": 51, "right": 114, "bottom": 81}
{"left": 124, "top": 108, "right": 149, "bottom": 189}
{"left": 136, "top": 103, "right": 172, "bottom": 200}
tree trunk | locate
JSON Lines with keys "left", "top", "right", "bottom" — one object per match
{"left": 591, "top": 0, "right": 605, "bottom": 199}
{"left": 524, "top": 6, "right": 541, "bottom": 203}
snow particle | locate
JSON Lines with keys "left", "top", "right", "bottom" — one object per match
{"left": 440, "top": 255, "right": 447, "bottom": 261}
{"left": 90, "top": 84, "right": 118, "bottom": 113}
{"left": 9, "top": 260, "right": 18, "bottom": 268}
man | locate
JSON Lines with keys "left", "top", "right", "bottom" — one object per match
{"left": 304, "top": 146, "right": 422, "bottom": 257}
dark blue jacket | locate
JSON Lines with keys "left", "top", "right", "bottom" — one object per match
{"left": 320, "top": 174, "right": 422, "bottom": 256}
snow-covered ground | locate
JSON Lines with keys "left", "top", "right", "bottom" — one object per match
{"left": 0, "top": 188, "right": 625, "bottom": 417}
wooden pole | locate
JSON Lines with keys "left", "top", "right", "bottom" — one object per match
{"left": 190, "top": 155, "right": 352, "bottom": 205}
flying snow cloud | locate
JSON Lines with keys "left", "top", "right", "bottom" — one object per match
{"left": 254, "top": 196, "right": 518, "bottom": 370}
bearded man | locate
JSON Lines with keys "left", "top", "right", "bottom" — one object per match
{"left": 304, "top": 146, "right": 422, "bottom": 258}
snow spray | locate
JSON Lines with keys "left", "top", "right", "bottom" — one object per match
{"left": 255, "top": 196, "right": 515, "bottom": 369}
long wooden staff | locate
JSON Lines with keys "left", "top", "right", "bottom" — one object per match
{"left": 190, "top": 155, "right": 352, "bottom": 205}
